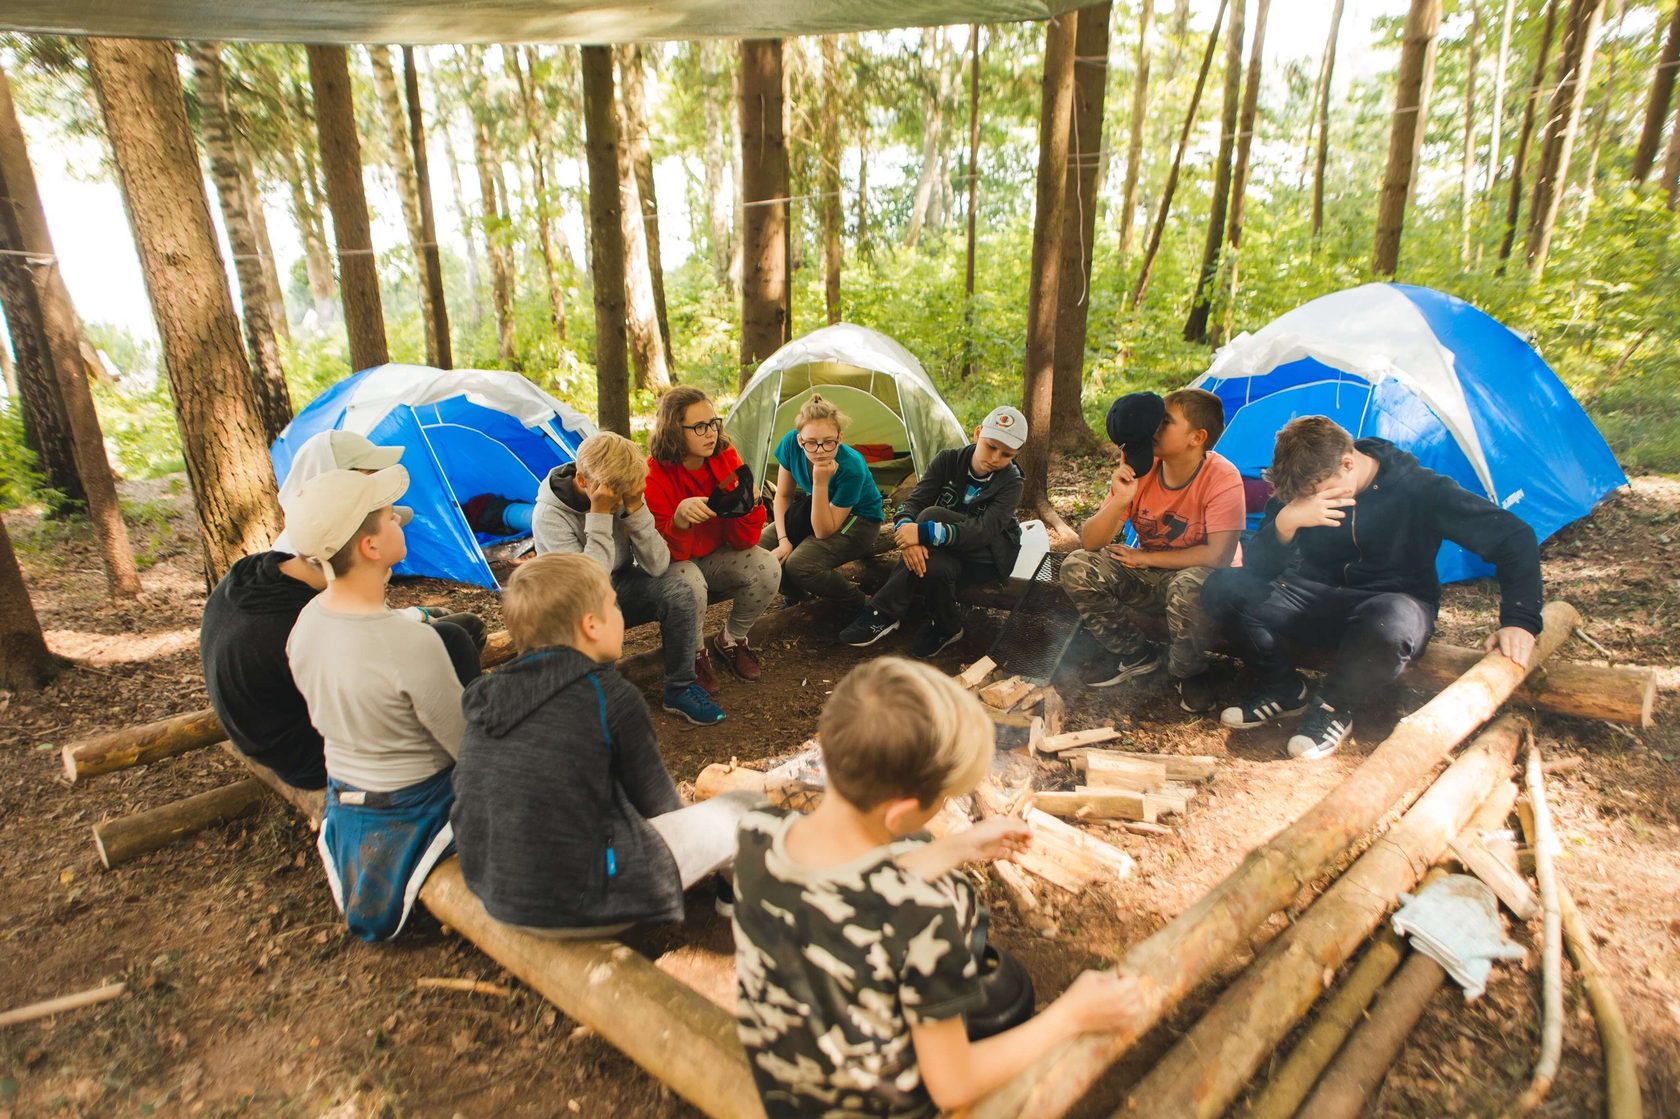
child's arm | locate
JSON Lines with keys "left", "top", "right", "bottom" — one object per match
{"left": 1426, "top": 475, "right": 1543, "bottom": 663}
{"left": 928, "top": 465, "right": 1022, "bottom": 553}
{"left": 808, "top": 457, "right": 854, "bottom": 540}
{"left": 1109, "top": 530, "right": 1240, "bottom": 570}
{"left": 1078, "top": 464, "right": 1137, "bottom": 552}
{"left": 897, "top": 816, "right": 1031, "bottom": 881}
{"left": 769, "top": 466, "right": 796, "bottom": 559}
{"left": 912, "top": 970, "right": 1144, "bottom": 1111}
{"left": 407, "top": 630, "right": 467, "bottom": 757}
{"left": 603, "top": 675, "right": 684, "bottom": 817}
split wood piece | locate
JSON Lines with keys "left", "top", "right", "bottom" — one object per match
{"left": 62, "top": 708, "right": 225, "bottom": 783}
{"left": 979, "top": 674, "right": 1034, "bottom": 711}
{"left": 1071, "top": 748, "right": 1218, "bottom": 783}
{"left": 1516, "top": 802, "right": 1644, "bottom": 1119}
{"left": 1293, "top": 951, "right": 1447, "bottom": 1119}
{"left": 955, "top": 655, "right": 997, "bottom": 690}
{"left": 1508, "top": 740, "right": 1563, "bottom": 1117}
{"left": 691, "top": 762, "right": 826, "bottom": 814}
{"left": 1038, "top": 727, "right": 1122, "bottom": 754}
{"left": 1448, "top": 834, "right": 1539, "bottom": 920}
{"left": 1034, "top": 790, "right": 1154, "bottom": 825}
{"left": 1116, "top": 820, "right": 1172, "bottom": 838}
{"left": 987, "top": 710, "right": 1038, "bottom": 730}
{"left": 1144, "top": 786, "right": 1194, "bottom": 818}
{"left": 1083, "top": 754, "right": 1169, "bottom": 792}
{"left": 1021, "top": 807, "right": 1135, "bottom": 883}
{"left": 992, "top": 859, "right": 1040, "bottom": 913}
{"left": 975, "top": 781, "right": 1102, "bottom": 893}
{"left": 1015, "top": 684, "right": 1052, "bottom": 713}
{"left": 1121, "top": 717, "right": 1524, "bottom": 1119}
{"left": 417, "top": 977, "right": 512, "bottom": 998}
{"left": 93, "top": 776, "right": 266, "bottom": 869}
{"left": 1027, "top": 716, "right": 1046, "bottom": 757}
{"left": 0, "top": 982, "right": 127, "bottom": 1028}
{"left": 955, "top": 601, "right": 1576, "bottom": 1119}
{"left": 1040, "top": 687, "right": 1066, "bottom": 737}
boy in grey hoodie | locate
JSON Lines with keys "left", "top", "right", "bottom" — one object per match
{"left": 532, "top": 432, "right": 723, "bottom": 726}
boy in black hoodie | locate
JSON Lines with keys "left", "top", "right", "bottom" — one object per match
{"left": 451, "top": 553, "right": 753, "bottom": 936}
{"left": 1203, "top": 416, "right": 1543, "bottom": 760}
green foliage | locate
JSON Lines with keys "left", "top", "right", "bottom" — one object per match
{"left": 0, "top": 403, "right": 54, "bottom": 511}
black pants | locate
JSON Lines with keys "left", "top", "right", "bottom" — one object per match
{"left": 429, "top": 614, "right": 486, "bottom": 687}
{"left": 869, "top": 509, "right": 1001, "bottom": 632}
{"left": 1201, "top": 569, "right": 1435, "bottom": 711}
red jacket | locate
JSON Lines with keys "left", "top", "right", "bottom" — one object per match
{"left": 644, "top": 446, "right": 767, "bottom": 562}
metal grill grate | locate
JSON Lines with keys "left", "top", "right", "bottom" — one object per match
{"left": 984, "top": 551, "right": 1082, "bottom": 684}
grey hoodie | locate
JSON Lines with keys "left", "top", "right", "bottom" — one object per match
{"left": 532, "top": 462, "right": 671, "bottom": 577}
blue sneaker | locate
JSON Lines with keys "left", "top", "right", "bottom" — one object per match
{"left": 663, "top": 684, "right": 726, "bottom": 726}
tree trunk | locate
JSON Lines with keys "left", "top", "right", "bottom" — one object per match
{"left": 1485, "top": 0, "right": 1517, "bottom": 194}
{"left": 1372, "top": 0, "right": 1444, "bottom": 276}
{"left": 961, "top": 24, "right": 982, "bottom": 379}
{"left": 738, "top": 39, "right": 789, "bottom": 388}
{"left": 1525, "top": 0, "right": 1606, "bottom": 278}
{"left": 904, "top": 30, "right": 951, "bottom": 250}
{"left": 84, "top": 37, "right": 282, "bottom": 582}
{"left": 617, "top": 45, "right": 671, "bottom": 357}
{"left": 508, "top": 48, "right": 569, "bottom": 351}
{"left": 232, "top": 135, "right": 289, "bottom": 345}
{"left": 1131, "top": 0, "right": 1227, "bottom": 309}
{"left": 1016, "top": 13, "right": 1078, "bottom": 541}
{"left": 1660, "top": 80, "right": 1680, "bottom": 205}
{"left": 1219, "top": 0, "right": 1270, "bottom": 342}
{"left": 0, "top": 316, "right": 16, "bottom": 400}
{"left": 614, "top": 48, "right": 672, "bottom": 390}
{"left": 1578, "top": 0, "right": 1626, "bottom": 221}
{"left": 1, "top": 255, "right": 81, "bottom": 509}
{"left": 189, "top": 43, "right": 292, "bottom": 444}
{"left": 701, "top": 41, "right": 735, "bottom": 290}
{"left": 0, "top": 63, "right": 141, "bottom": 598}
{"left": 1310, "top": 0, "right": 1347, "bottom": 244}
{"left": 403, "top": 47, "right": 452, "bottom": 367}
{"left": 368, "top": 46, "right": 448, "bottom": 368}
{"left": 1183, "top": 0, "right": 1245, "bottom": 341}
{"left": 1459, "top": 3, "right": 1482, "bottom": 264}
{"left": 275, "top": 109, "right": 337, "bottom": 323}
{"left": 580, "top": 45, "right": 631, "bottom": 436}
{"left": 1498, "top": 0, "right": 1562, "bottom": 264}
{"left": 306, "top": 45, "right": 389, "bottom": 371}
{"left": 1632, "top": 0, "right": 1680, "bottom": 181}
{"left": 0, "top": 513, "right": 61, "bottom": 691}
{"left": 1118, "top": 0, "right": 1154, "bottom": 255}
{"left": 466, "top": 49, "right": 518, "bottom": 369}
{"left": 1050, "top": 4, "right": 1110, "bottom": 452}
{"left": 820, "top": 36, "right": 844, "bottom": 326}
{"left": 438, "top": 109, "right": 483, "bottom": 324}
{"left": 855, "top": 128, "right": 871, "bottom": 260}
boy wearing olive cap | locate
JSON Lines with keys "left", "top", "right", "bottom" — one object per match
{"left": 284, "top": 467, "right": 471, "bottom": 941}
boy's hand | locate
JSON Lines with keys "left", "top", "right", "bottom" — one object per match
{"left": 585, "top": 478, "right": 621, "bottom": 515}
{"left": 1056, "top": 969, "right": 1148, "bottom": 1035}
{"left": 675, "top": 495, "right": 716, "bottom": 528}
{"left": 1277, "top": 486, "right": 1356, "bottom": 534}
{"left": 903, "top": 543, "right": 929, "bottom": 576}
{"left": 621, "top": 480, "right": 646, "bottom": 513}
{"left": 770, "top": 538, "right": 794, "bottom": 565}
{"left": 1485, "top": 626, "right": 1536, "bottom": 668}
{"left": 812, "top": 458, "right": 838, "bottom": 485}
{"left": 1103, "top": 543, "right": 1153, "bottom": 569}
{"left": 894, "top": 522, "right": 921, "bottom": 550}
{"left": 1108, "top": 463, "right": 1139, "bottom": 504}
{"left": 952, "top": 816, "right": 1032, "bottom": 865}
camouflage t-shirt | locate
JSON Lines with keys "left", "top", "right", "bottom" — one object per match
{"left": 733, "top": 808, "right": 985, "bottom": 1119}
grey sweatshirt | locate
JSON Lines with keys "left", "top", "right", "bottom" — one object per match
{"left": 532, "top": 463, "right": 671, "bottom": 577}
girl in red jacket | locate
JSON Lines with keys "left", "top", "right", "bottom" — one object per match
{"left": 646, "top": 386, "right": 780, "bottom": 689}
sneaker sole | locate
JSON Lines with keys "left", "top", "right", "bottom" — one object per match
{"left": 1086, "top": 657, "right": 1162, "bottom": 689}
{"left": 841, "top": 620, "right": 900, "bottom": 648}
{"left": 916, "top": 629, "right": 965, "bottom": 657}
{"left": 662, "top": 704, "right": 726, "bottom": 727}
{"left": 1219, "top": 700, "right": 1309, "bottom": 729}
{"left": 1287, "top": 738, "right": 1342, "bottom": 760}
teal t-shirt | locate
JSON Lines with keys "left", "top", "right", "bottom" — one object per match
{"left": 773, "top": 430, "right": 885, "bottom": 523}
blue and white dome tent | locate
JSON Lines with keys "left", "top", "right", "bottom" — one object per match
{"left": 1192, "top": 283, "right": 1627, "bottom": 583}
{"left": 272, "top": 364, "right": 596, "bottom": 589}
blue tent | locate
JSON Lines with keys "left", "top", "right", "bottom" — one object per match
{"left": 1192, "top": 283, "right": 1627, "bottom": 583}
{"left": 272, "top": 364, "right": 596, "bottom": 588}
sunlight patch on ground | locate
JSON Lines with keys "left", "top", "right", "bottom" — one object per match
{"left": 45, "top": 627, "right": 198, "bottom": 665}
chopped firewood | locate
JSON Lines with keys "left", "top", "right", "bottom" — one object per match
{"left": 1027, "top": 716, "right": 1046, "bottom": 757}
{"left": 1449, "top": 835, "right": 1540, "bottom": 920}
{"left": 955, "top": 656, "right": 997, "bottom": 690}
{"left": 1033, "top": 789, "right": 1155, "bottom": 824}
{"left": 979, "top": 675, "right": 1034, "bottom": 710}
{"left": 1144, "top": 789, "right": 1193, "bottom": 818}
{"left": 1069, "top": 748, "right": 1217, "bottom": 782}
{"left": 1038, "top": 726, "right": 1122, "bottom": 754}
{"left": 417, "top": 977, "right": 513, "bottom": 999}
{"left": 1014, "top": 685, "right": 1051, "bottom": 713}
{"left": 1083, "top": 754, "right": 1169, "bottom": 792}
{"left": 1040, "top": 688, "right": 1065, "bottom": 737}
{"left": 1022, "top": 807, "right": 1135, "bottom": 881}
{"left": 975, "top": 780, "right": 1103, "bottom": 891}
{"left": 991, "top": 860, "right": 1039, "bottom": 912}
{"left": 987, "top": 710, "right": 1038, "bottom": 729}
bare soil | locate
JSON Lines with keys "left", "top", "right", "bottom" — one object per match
{"left": 2, "top": 468, "right": 1677, "bottom": 1119}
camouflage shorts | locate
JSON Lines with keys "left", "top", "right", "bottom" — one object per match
{"left": 1059, "top": 549, "right": 1216, "bottom": 678}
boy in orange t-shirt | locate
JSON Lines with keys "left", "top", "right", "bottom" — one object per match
{"left": 1060, "top": 389, "right": 1244, "bottom": 713}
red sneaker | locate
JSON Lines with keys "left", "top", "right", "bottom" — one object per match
{"left": 694, "top": 648, "right": 723, "bottom": 695}
{"left": 709, "top": 632, "right": 762, "bottom": 682}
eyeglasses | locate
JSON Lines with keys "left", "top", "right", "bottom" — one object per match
{"left": 798, "top": 437, "right": 840, "bottom": 453}
{"left": 681, "top": 418, "right": 724, "bottom": 436}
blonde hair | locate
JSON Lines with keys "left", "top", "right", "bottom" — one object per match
{"left": 326, "top": 508, "right": 388, "bottom": 578}
{"left": 795, "top": 393, "right": 848, "bottom": 434}
{"left": 503, "top": 553, "right": 613, "bottom": 653}
{"left": 575, "top": 431, "right": 648, "bottom": 494}
{"left": 818, "top": 657, "right": 994, "bottom": 810}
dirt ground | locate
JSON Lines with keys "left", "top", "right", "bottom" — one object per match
{"left": 2, "top": 466, "right": 1678, "bottom": 1119}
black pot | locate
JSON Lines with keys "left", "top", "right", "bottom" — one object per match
{"left": 964, "top": 944, "right": 1036, "bottom": 1040}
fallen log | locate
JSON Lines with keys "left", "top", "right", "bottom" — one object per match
{"left": 1508, "top": 740, "right": 1564, "bottom": 1117}
{"left": 93, "top": 777, "right": 266, "bottom": 869}
{"left": 954, "top": 600, "right": 1579, "bottom": 1119}
{"left": 1123, "top": 716, "right": 1524, "bottom": 1118}
{"left": 0, "top": 982, "right": 127, "bottom": 1028}
{"left": 1449, "top": 833, "right": 1539, "bottom": 920}
{"left": 62, "top": 709, "right": 225, "bottom": 783}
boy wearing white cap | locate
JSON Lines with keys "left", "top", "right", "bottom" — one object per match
{"left": 839, "top": 406, "right": 1027, "bottom": 657}
{"left": 284, "top": 467, "right": 469, "bottom": 941}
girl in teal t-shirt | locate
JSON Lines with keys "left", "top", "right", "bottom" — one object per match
{"left": 759, "top": 394, "right": 885, "bottom": 607}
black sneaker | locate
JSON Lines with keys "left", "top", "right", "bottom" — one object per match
{"left": 1219, "top": 675, "right": 1311, "bottom": 729}
{"left": 1175, "top": 672, "right": 1217, "bottom": 714}
{"left": 839, "top": 607, "right": 900, "bottom": 647}
{"left": 1083, "top": 648, "right": 1162, "bottom": 688}
{"left": 1287, "top": 697, "right": 1353, "bottom": 759}
{"left": 911, "top": 623, "right": 965, "bottom": 658}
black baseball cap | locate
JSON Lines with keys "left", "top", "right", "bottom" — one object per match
{"left": 1105, "top": 392, "right": 1164, "bottom": 476}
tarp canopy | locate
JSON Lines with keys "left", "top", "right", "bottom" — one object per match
{"left": 2, "top": 0, "right": 1099, "bottom": 45}
{"left": 1192, "top": 283, "right": 1627, "bottom": 584}
{"left": 726, "top": 322, "right": 968, "bottom": 498}
{"left": 272, "top": 364, "right": 595, "bottom": 589}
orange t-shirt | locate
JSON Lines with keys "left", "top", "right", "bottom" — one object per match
{"left": 1128, "top": 450, "right": 1245, "bottom": 564}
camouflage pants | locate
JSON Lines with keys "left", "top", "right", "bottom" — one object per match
{"left": 1059, "top": 549, "right": 1216, "bottom": 679}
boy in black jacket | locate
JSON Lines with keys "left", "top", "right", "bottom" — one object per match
{"left": 839, "top": 405, "right": 1027, "bottom": 657}
{"left": 451, "top": 553, "right": 753, "bottom": 936}
{"left": 1203, "top": 416, "right": 1543, "bottom": 760}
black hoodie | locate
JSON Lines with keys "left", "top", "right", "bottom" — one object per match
{"left": 200, "top": 551, "right": 326, "bottom": 789}
{"left": 894, "top": 444, "right": 1025, "bottom": 577}
{"left": 451, "top": 646, "right": 686, "bottom": 930}
{"left": 1245, "top": 438, "right": 1544, "bottom": 634}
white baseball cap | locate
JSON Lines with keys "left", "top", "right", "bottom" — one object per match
{"left": 279, "top": 466, "right": 412, "bottom": 570}
{"left": 978, "top": 405, "right": 1029, "bottom": 450}
{"left": 273, "top": 432, "right": 404, "bottom": 554}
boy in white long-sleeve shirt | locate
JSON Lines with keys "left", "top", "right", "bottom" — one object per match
{"left": 284, "top": 466, "right": 472, "bottom": 941}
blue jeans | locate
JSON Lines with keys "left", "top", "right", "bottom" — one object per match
{"left": 614, "top": 566, "right": 702, "bottom": 691}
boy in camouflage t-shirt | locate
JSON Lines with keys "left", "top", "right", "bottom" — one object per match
{"left": 732, "top": 659, "right": 1142, "bottom": 1118}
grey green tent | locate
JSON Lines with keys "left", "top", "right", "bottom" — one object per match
{"left": 725, "top": 323, "right": 967, "bottom": 499}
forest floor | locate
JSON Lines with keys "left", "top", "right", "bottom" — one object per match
{"left": 2, "top": 463, "right": 1678, "bottom": 1119}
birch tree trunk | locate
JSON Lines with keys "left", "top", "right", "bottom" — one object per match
{"left": 904, "top": 28, "right": 951, "bottom": 250}
{"left": 189, "top": 43, "right": 292, "bottom": 443}
{"left": 1372, "top": 0, "right": 1444, "bottom": 276}
{"left": 0, "top": 513, "right": 61, "bottom": 691}
{"left": 1183, "top": 0, "right": 1245, "bottom": 342}
{"left": 1459, "top": 4, "right": 1482, "bottom": 264}
{"left": 1499, "top": 0, "right": 1561, "bottom": 264}
{"left": 465, "top": 48, "right": 518, "bottom": 369}
{"left": 1525, "top": 0, "right": 1606, "bottom": 278}
{"left": 403, "top": 47, "right": 451, "bottom": 367}
{"left": 1632, "top": 0, "right": 1680, "bottom": 181}
{"left": 274, "top": 109, "right": 337, "bottom": 323}
{"left": 614, "top": 48, "right": 671, "bottom": 390}
{"left": 819, "top": 36, "right": 844, "bottom": 326}
{"left": 233, "top": 140, "right": 288, "bottom": 345}
{"left": 1219, "top": 0, "right": 1269, "bottom": 342}
{"left": 580, "top": 45, "right": 631, "bottom": 435}
{"left": 368, "top": 45, "right": 446, "bottom": 368}
{"left": 1485, "top": 0, "right": 1517, "bottom": 194}
{"left": 306, "top": 45, "right": 389, "bottom": 371}
{"left": 617, "top": 45, "right": 671, "bottom": 356}
{"left": 84, "top": 37, "right": 281, "bottom": 582}
{"left": 1578, "top": 0, "right": 1626, "bottom": 221}
{"left": 738, "top": 39, "right": 789, "bottom": 388}
{"left": 961, "top": 24, "right": 982, "bottom": 379}
{"left": 701, "top": 41, "right": 735, "bottom": 290}
{"left": 1311, "top": 0, "right": 1347, "bottom": 244}
{"left": 508, "top": 47, "right": 569, "bottom": 350}
{"left": 1118, "top": 0, "right": 1154, "bottom": 255}
{"left": 440, "top": 111, "right": 484, "bottom": 323}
